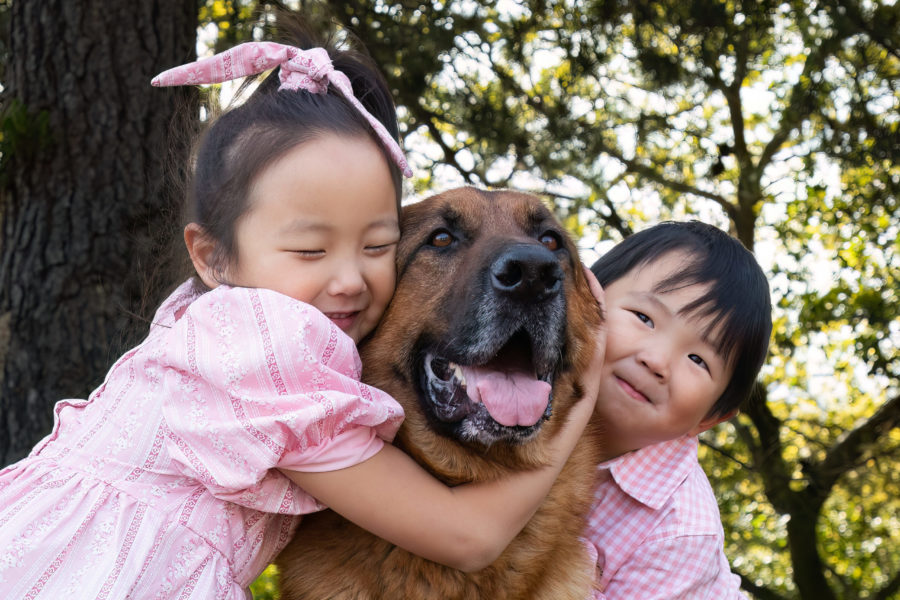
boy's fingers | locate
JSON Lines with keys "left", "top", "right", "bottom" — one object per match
{"left": 582, "top": 266, "right": 605, "bottom": 314}
{"left": 579, "top": 266, "right": 607, "bottom": 404}
{"left": 582, "top": 264, "right": 607, "bottom": 366}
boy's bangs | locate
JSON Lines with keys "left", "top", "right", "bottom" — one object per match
{"left": 653, "top": 261, "right": 759, "bottom": 368}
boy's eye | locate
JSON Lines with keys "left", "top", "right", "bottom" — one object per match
{"left": 688, "top": 354, "right": 709, "bottom": 371}
{"left": 632, "top": 311, "right": 653, "bottom": 327}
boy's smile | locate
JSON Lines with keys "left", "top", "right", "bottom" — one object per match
{"left": 594, "top": 251, "right": 736, "bottom": 460}
{"left": 613, "top": 370, "right": 654, "bottom": 404}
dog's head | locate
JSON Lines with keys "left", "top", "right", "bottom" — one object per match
{"left": 360, "top": 187, "right": 601, "bottom": 474}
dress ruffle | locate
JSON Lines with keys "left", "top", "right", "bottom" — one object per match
{"left": 0, "top": 281, "right": 404, "bottom": 598}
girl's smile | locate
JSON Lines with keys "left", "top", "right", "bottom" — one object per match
{"left": 193, "top": 133, "right": 399, "bottom": 344}
{"left": 323, "top": 310, "right": 361, "bottom": 332}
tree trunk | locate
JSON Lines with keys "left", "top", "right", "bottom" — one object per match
{"left": 787, "top": 511, "right": 837, "bottom": 600}
{"left": 0, "top": 0, "right": 198, "bottom": 465}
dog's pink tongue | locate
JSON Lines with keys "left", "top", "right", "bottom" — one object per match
{"left": 463, "top": 367, "right": 551, "bottom": 427}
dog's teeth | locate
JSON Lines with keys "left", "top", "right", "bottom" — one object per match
{"left": 450, "top": 363, "right": 466, "bottom": 386}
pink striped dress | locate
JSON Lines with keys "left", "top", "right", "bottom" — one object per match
{"left": 0, "top": 281, "right": 404, "bottom": 599}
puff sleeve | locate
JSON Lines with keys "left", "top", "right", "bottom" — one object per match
{"left": 159, "top": 286, "right": 404, "bottom": 512}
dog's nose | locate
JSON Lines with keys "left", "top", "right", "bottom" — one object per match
{"left": 490, "top": 244, "right": 563, "bottom": 301}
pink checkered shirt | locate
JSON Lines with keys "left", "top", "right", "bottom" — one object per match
{"left": 583, "top": 435, "right": 747, "bottom": 599}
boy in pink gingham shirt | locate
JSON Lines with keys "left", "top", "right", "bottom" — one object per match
{"left": 583, "top": 221, "right": 771, "bottom": 598}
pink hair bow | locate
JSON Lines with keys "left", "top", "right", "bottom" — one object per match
{"left": 152, "top": 42, "right": 412, "bottom": 177}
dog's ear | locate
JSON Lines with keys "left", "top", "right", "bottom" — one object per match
{"left": 184, "top": 223, "right": 221, "bottom": 289}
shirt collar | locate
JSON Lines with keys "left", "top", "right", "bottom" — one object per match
{"left": 597, "top": 435, "right": 699, "bottom": 510}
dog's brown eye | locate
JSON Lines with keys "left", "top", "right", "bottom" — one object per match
{"left": 539, "top": 232, "right": 561, "bottom": 251}
{"left": 430, "top": 230, "right": 454, "bottom": 248}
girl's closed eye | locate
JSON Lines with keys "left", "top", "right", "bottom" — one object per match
{"left": 292, "top": 249, "right": 326, "bottom": 259}
{"left": 364, "top": 241, "right": 398, "bottom": 256}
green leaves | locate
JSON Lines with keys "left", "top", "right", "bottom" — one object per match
{"left": 208, "top": 2, "right": 899, "bottom": 597}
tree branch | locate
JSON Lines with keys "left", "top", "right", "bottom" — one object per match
{"left": 411, "top": 104, "right": 480, "bottom": 184}
{"left": 741, "top": 385, "right": 799, "bottom": 513}
{"left": 723, "top": 26, "right": 749, "bottom": 161}
{"left": 812, "top": 394, "right": 900, "bottom": 496}
{"left": 757, "top": 41, "right": 830, "bottom": 170}
{"left": 820, "top": 0, "right": 900, "bottom": 61}
{"left": 699, "top": 436, "right": 754, "bottom": 471}
{"left": 737, "top": 572, "right": 792, "bottom": 600}
{"left": 471, "top": 39, "right": 738, "bottom": 219}
{"left": 592, "top": 140, "right": 737, "bottom": 219}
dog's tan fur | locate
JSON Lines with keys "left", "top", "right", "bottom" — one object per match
{"left": 277, "top": 187, "right": 603, "bottom": 599}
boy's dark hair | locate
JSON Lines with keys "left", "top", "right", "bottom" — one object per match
{"left": 188, "top": 19, "right": 403, "bottom": 285}
{"left": 590, "top": 220, "right": 772, "bottom": 419}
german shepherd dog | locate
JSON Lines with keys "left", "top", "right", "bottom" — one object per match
{"left": 277, "top": 187, "right": 603, "bottom": 599}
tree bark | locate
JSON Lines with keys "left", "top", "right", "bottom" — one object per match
{"left": 0, "top": 0, "right": 198, "bottom": 465}
{"left": 787, "top": 512, "right": 838, "bottom": 600}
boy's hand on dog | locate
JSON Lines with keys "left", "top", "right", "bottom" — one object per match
{"left": 582, "top": 265, "right": 607, "bottom": 411}
{"left": 544, "top": 266, "right": 606, "bottom": 459}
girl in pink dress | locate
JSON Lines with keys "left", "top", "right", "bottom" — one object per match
{"left": 0, "top": 31, "right": 604, "bottom": 599}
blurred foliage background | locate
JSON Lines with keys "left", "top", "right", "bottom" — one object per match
{"left": 2, "top": 1, "right": 897, "bottom": 598}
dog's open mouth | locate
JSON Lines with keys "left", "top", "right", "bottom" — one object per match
{"left": 422, "top": 331, "right": 554, "bottom": 429}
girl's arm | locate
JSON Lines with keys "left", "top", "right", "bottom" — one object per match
{"left": 282, "top": 268, "right": 606, "bottom": 573}
{"left": 281, "top": 383, "right": 596, "bottom": 573}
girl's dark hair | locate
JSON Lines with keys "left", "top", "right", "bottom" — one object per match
{"left": 188, "top": 20, "right": 403, "bottom": 285}
{"left": 590, "top": 220, "right": 772, "bottom": 418}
